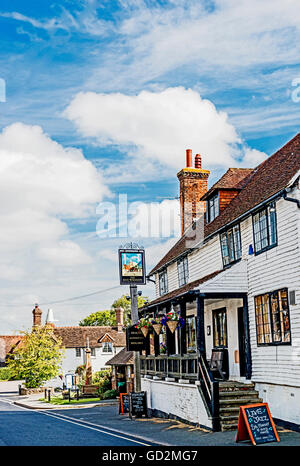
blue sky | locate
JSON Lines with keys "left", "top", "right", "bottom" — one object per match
{"left": 0, "top": 0, "right": 299, "bottom": 332}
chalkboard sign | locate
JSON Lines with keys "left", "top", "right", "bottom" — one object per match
{"left": 119, "top": 393, "right": 130, "bottom": 414}
{"left": 236, "top": 403, "right": 279, "bottom": 445}
{"left": 126, "top": 326, "right": 146, "bottom": 352}
{"left": 129, "top": 391, "right": 148, "bottom": 418}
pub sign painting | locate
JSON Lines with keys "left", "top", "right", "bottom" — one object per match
{"left": 119, "top": 249, "right": 146, "bottom": 285}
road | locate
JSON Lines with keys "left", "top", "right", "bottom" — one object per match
{"left": 0, "top": 396, "right": 155, "bottom": 447}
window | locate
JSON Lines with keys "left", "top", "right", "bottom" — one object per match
{"left": 213, "top": 308, "right": 228, "bottom": 348}
{"left": 254, "top": 288, "right": 291, "bottom": 345}
{"left": 220, "top": 224, "right": 242, "bottom": 266}
{"left": 91, "top": 348, "right": 96, "bottom": 357}
{"left": 207, "top": 193, "right": 219, "bottom": 223}
{"left": 253, "top": 202, "right": 277, "bottom": 254}
{"left": 159, "top": 270, "right": 168, "bottom": 296}
{"left": 102, "top": 342, "right": 113, "bottom": 353}
{"left": 75, "top": 348, "right": 81, "bottom": 357}
{"left": 177, "top": 256, "right": 189, "bottom": 287}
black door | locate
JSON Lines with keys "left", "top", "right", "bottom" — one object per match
{"left": 238, "top": 307, "right": 246, "bottom": 377}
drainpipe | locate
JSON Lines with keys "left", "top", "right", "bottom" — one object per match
{"left": 283, "top": 189, "right": 300, "bottom": 208}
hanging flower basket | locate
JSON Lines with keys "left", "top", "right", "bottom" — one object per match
{"left": 140, "top": 326, "right": 149, "bottom": 338}
{"left": 152, "top": 323, "right": 162, "bottom": 335}
{"left": 167, "top": 320, "right": 178, "bottom": 333}
{"left": 136, "top": 317, "right": 152, "bottom": 338}
{"left": 160, "top": 308, "right": 185, "bottom": 333}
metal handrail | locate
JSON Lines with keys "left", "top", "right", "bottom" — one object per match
{"left": 198, "top": 352, "right": 220, "bottom": 431}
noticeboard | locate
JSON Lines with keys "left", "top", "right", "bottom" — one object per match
{"left": 129, "top": 391, "right": 148, "bottom": 418}
{"left": 119, "top": 248, "right": 146, "bottom": 285}
{"left": 126, "top": 325, "right": 146, "bottom": 352}
{"left": 236, "top": 403, "right": 279, "bottom": 445}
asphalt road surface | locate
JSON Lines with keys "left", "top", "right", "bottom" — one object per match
{"left": 0, "top": 397, "right": 156, "bottom": 447}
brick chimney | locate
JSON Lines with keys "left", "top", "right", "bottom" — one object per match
{"left": 32, "top": 304, "right": 42, "bottom": 327}
{"left": 115, "top": 307, "right": 124, "bottom": 332}
{"left": 177, "top": 149, "right": 210, "bottom": 236}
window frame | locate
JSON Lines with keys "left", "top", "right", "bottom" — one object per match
{"left": 254, "top": 288, "right": 291, "bottom": 346}
{"left": 177, "top": 255, "right": 189, "bottom": 287}
{"left": 220, "top": 223, "right": 242, "bottom": 267}
{"left": 206, "top": 192, "right": 219, "bottom": 223}
{"left": 252, "top": 202, "right": 278, "bottom": 255}
{"left": 102, "top": 341, "right": 113, "bottom": 353}
{"left": 158, "top": 269, "right": 168, "bottom": 296}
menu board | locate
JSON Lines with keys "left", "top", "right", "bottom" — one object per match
{"left": 129, "top": 391, "right": 147, "bottom": 418}
{"left": 236, "top": 403, "right": 279, "bottom": 445}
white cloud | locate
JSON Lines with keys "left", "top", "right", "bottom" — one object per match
{"left": 0, "top": 122, "right": 109, "bottom": 265}
{"left": 65, "top": 87, "right": 267, "bottom": 181}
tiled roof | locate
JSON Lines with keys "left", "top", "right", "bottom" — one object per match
{"left": 0, "top": 335, "right": 24, "bottom": 361}
{"left": 201, "top": 168, "right": 254, "bottom": 200}
{"left": 53, "top": 326, "right": 126, "bottom": 348}
{"left": 105, "top": 348, "right": 134, "bottom": 366}
{"left": 204, "top": 132, "right": 300, "bottom": 238}
{"left": 149, "top": 132, "right": 300, "bottom": 275}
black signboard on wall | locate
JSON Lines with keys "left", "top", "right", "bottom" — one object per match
{"left": 126, "top": 325, "right": 146, "bottom": 352}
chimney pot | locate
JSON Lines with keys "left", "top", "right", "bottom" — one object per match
{"left": 195, "top": 154, "right": 202, "bottom": 169}
{"left": 186, "top": 149, "right": 192, "bottom": 168}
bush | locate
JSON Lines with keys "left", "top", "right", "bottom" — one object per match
{"left": 102, "top": 389, "right": 118, "bottom": 400}
{"left": 0, "top": 367, "right": 13, "bottom": 381}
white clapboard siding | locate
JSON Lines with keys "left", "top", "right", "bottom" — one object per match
{"left": 188, "top": 235, "right": 223, "bottom": 283}
{"left": 153, "top": 187, "right": 300, "bottom": 388}
{"left": 247, "top": 197, "right": 300, "bottom": 387}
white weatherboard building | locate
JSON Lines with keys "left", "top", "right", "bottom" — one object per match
{"left": 140, "top": 134, "right": 300, "bottom": 431}
{"left": 32, "top": 305, "right": 126, "bottom": 387}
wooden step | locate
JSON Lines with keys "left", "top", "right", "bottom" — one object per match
{"left": 219, "top": 390, "right": 260, "bottom": 398}
{"left": 220, "top": 397, "right": 263, "bottom": 406}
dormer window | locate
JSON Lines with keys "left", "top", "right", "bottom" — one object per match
{"left": 159, "top": 270, "right": 168, "bottom": 296}
{"left": 207, "top": 193, "right": 219, "bottom": 223}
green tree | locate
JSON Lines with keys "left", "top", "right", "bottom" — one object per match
{"left": 79, "top": 294, "right": 148, "bottom": 327}
{"left": 7, "top": 326, "right": 65, "bottom": 388}
{"left": 79, "top": 310, "right": 116, "bottom": 327}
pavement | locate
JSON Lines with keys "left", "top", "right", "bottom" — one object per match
{"left": 5, "top": 391, "right": 300, "bottom": 447}
{"left": 1, "top": 381, "right": 300, "bottom": 447}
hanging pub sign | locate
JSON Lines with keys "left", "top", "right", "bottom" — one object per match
{"left": 118, "top": 247, "right": 146, "bottom": 285}
{"left": 236, "top": 403, "right": 280, "bottom": 445}
{"left": 126, "top": 325, "right": 146, "bottom": 352}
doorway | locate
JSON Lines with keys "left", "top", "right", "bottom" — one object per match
{"left": 237, "top": 307, "right": 246, "bottom": 377}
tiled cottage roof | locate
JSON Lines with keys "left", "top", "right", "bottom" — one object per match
{"left": 0, "top": 335, "right": 24, "bottom": 362}
{"left": 53, "top": 326, "right": 126, "bottom": 348}
{"left": 106, "top": 348, "right": 134, "bottom": 366}
{"left": 149, "top": 132, "right": 300, "bottom": 275}
{"left": 201, "top": 168, "right": 254, "bottom": 200}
